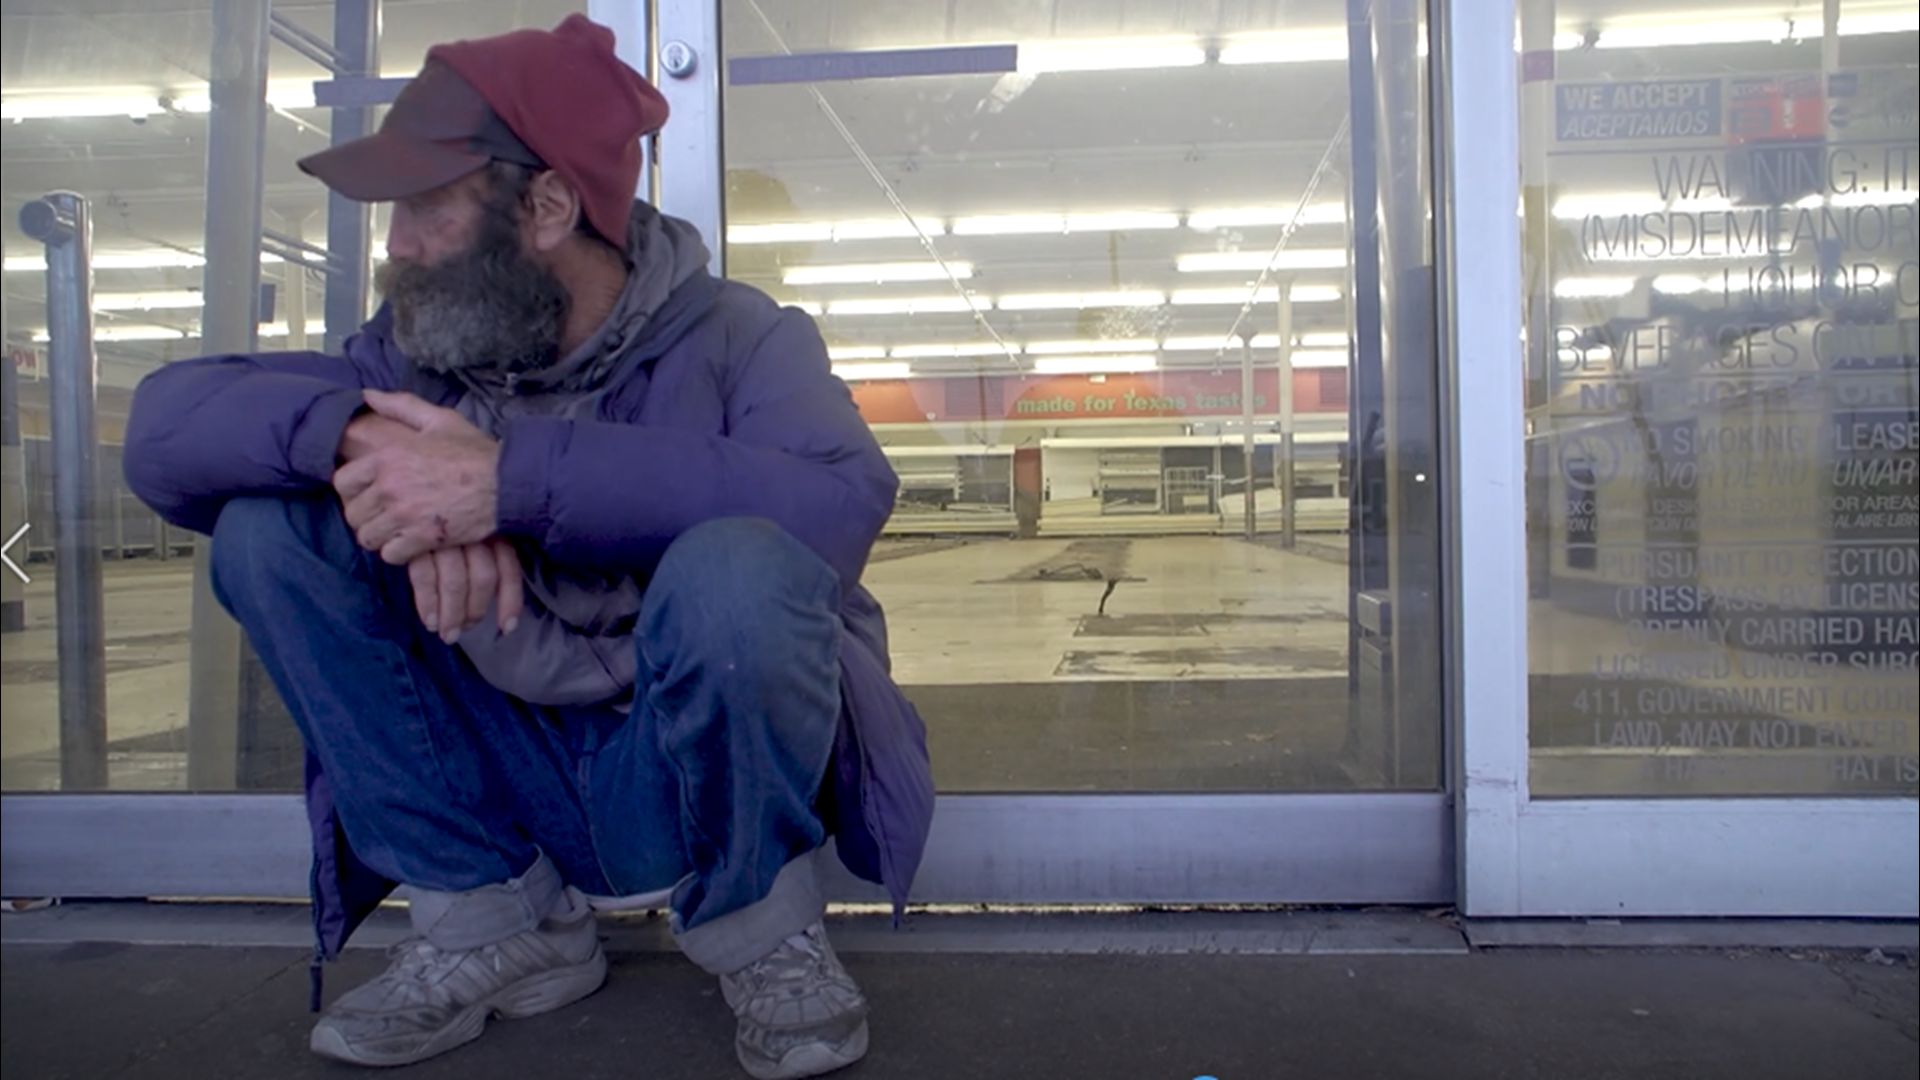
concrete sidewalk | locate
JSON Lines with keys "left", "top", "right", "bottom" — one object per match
{"left": 3, "top": 906, "right": 1915, "bottom": 1080}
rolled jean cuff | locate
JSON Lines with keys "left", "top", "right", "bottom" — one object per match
{"left": 407, "top": 849, "right": 565, "bottom": 951}
{"left": 672, "top": 849, "right": 826, "bottom": 975}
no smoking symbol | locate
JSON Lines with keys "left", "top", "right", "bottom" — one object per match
{"left": 1560, "top": 433, "right": 1619, "bottom": 490}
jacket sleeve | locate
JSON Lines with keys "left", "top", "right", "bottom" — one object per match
{"left": 123, "top": 338, "right": 400, "bottom": 535}
{"left": 494, "top": 306, "right": 898, "bottom": 588}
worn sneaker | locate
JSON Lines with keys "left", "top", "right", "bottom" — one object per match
{"left": 309, "top": 888, "right": 607, "bottom": 1067}
{"left": 720, "top": 921, "right": 870, "bottom": 1079}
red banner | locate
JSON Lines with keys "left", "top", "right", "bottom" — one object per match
{"left": 850, "top": 370, "right": 1343, "bottom": 425}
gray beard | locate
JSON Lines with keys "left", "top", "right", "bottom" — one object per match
{"left": 375, "top": 221, "right": 569, "bottom": 376}
{"left": 388, "top": 290, "right": 563, "bottom": 376}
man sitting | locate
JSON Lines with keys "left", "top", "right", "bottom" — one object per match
{"left": 124, "top": 15, "right": 934, "bottom": 1080}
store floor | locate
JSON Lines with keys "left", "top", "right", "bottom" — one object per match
{"left": 0, "top": 536, "right": 1387, "bottom": 793}
{"left": 3, "top": 903, "right": 1915, "bottom": 1080}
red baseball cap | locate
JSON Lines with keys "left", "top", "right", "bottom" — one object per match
{"left": 298, "top": 14, "right": 668, "bottom": 245}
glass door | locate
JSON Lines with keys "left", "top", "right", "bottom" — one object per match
{"left": 624, "top": 0, "right": 1458, "bottom": 902}
{"left": 1455, "top": 0, "right": 1918, "bottom": 918}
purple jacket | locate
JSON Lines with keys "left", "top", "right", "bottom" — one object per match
{"left": 124, "top": 261, "right": 935, "bottom": 963}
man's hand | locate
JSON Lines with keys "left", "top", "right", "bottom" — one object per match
{"left": 337, "top": 411, "right": 414, "bottom": 466}
{"left": 409, "top": 538, "right": 524, "bottom": 643}
{"left": 333, "top": 390, "right": 502, "bottom": 565}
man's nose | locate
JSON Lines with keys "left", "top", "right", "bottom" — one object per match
{"left": 384, "top": 214, "right": 422, "bottom": 263}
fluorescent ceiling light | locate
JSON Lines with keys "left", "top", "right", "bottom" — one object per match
{"left": 833, "top": 362, "right": 911, "bottom": 381}
{"left": 1017, "top": 40, "right": 1206, "bottom": 74}
{"left": 890, "top": 343, "right": 1011, "bottom": 358}
{"left": 1552, "top": 195, "right": 1734, "bottom": 219}
{"left": 730, "top": 223, "right": 832, "bottom": 244}
{"left": 1584, "top": 246, "right": 1763, "bottom": 263}
{"left": 32, "top": 326, "right": 185, "bottom": 343}
{"left": 1595, "top": 20, "right": 1791, "bottom": 48}
{"left": 1032, "top": 354, "right": 1159, "bottom": 375}
{"left": 1187, "top": 205, "right": 1346, "bottom": 230}
{"left": 2, "top": 93, "right": 169, "bottom": 120}
{"left": 729, "top": 219, "right": 934, "bottom": 245}
{"left": 166, "top": 83, "right": 320, "bottom": 113}
{"left": 1217, "top": 31, "right": 1349, "bottom": 65}
{"left": 1799, "top": 190, "right": 1920, "bottom": 208}
{"left": 1, "top": 76, "right": 409, "bottom": 121}
{"left": 1169, "top": 284, "right": 1343, "bottom": 305}
{"left": 1841, "top": 12, "right": 1920, "bottom": 34}
{"left": 1065, "top": 212, "right": 1180, "bottom": 232}
{"left": 260, "top": 321, "right": 330, "bottom": 338}
{"left": 1556, "top": 189, "right": 1920, "bottom": 220}
{"left": 952, "top": 215, "right": 1064, "bottom": 236}
{"left": 824, "top": 296, "right": 976, "bottom": 315}
{"left": 1161, "top": 333, "right": 1283, "bottom": 351}
{"left": 1557, "top": 346, "right": 1618, "bottom": 366}
{"left": 1289, "top": 350, "right": 1349, "bottom": 369}
{"left": 1177, "top": 249, "right": 1348, "bottom": 273}
{"left": 953, "top": 212, "right": 1180, "bottom": 236}
{"left": 1171, "top": 286, "right": 1280, "bottom": 305}
{"left": 827, "top": 346, "right": 888, "bottom": 360}
{"left": 6, "top": 250, "right": 284, "bottom": 272}
{"left": 997, "top": 290, "right": 1166, "bottom": 311}
{"left": 1298, "top": 332, "right": 1350, "bottom": 348}
{"left": 29, "top": 318, "right": 326, "bottom": 344}
{"left": 1160, "top": 347, "right": 1344, "bottom": 368}
{"left": 831, "top": 219, "right": 930, "bottom": 240}
{"left": 783, "top": 262, "right": 969, "bottom": 285}
{"left": 1652, "top": 275, "right": 1712, "bottom": 295}
{"left": 1576, "top": 11, "right": 1917, "bottom": 49}
{"left": 1024, "top": 339, "right": 1158, "bottom": 355}
{"left": 1288, "top": 286, "right": 1343, "bottom": 303}
{"left": 1554, "top": 277, "right": 1638, "bottom": 299}
{"left": 791, "top": 301, "right": 825, "bottom": 316}
{"left": 93, "top": 291, "right": 203, "bottom": 311}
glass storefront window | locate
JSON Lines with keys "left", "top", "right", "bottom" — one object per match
{"left": 0, "top": 0, "right": 582, "bottom": 792}
{"left": 4, "top": 0, "right": 1453, "bottom": 804}
{"left": 721, "top": 0, "right": 1447, "bottom": 793}
{"left": 1521, "top": 1, "right": 1919, "bottom": 796}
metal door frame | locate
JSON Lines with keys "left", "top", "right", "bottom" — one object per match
{"left": 1440, "top": 0, "right": 1918, "bottom": 918}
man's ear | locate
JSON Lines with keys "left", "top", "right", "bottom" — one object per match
{"left": 524, "top": 171, "right": 584, "bottom": 253}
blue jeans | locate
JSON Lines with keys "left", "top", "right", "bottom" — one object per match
{"left": 208, "top": 496, "right": 843, "bottom": 973}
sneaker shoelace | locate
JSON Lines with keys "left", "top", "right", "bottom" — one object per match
{"left": 380, "top": 938, "right": 503, "bottom": 986}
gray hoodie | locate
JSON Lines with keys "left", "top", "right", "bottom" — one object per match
{"left": 450, "top": 203, "right": 711, "bottom": 707}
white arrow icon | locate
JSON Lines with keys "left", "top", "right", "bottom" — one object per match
{"left": 1, "top": 522, "right": 29, "bottom": 585}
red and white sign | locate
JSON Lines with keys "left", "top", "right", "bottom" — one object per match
{"left": 848, "top": 370, "right": 1343, "bottom": 426}
{"left": 8, "top": 345, "right": 44, "bottom": 381}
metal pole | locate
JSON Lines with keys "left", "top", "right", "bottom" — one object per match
{"left": 1344, "top": 0, "right": 1391, "bottom": 711}
{"left": 18, "top": 193, "right": 108, "bottom": 790}
{"left": 597, "top": 0, "right": 660, "bottom": 204}
{"left": 1521, "top": 0, "right": 1557, "bottom": 601}
{"left": 1520, "top": 0, "right": 1555, "bottom": 411}
{"left": 1373, "top": 0, "right": 1441, "bottom": 788}
{"left": 1278, "top": 280, "right": 1298, "bottom": 549}
{"left": 323, "top": 0, "right": 379, "bottom": 352}
{"left": 189, "top": 0, "right": 270, "bottom": 792}
{"left": 282, "top": 211, "right": 311, "bottom": 350}
{"left": 1, "top": 236, "right": 26, "bottom": 634}
{"left": 1822, "top": 0, "right": 1839, "bottom": 73}
{"left": 1240, "top": 335, "right": 1257, "bottom": 539}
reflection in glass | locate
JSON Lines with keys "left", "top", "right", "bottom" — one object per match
{"left": 1521, "top": 0, "right": 1919, "bottom": 796}
{"left": 0, "top": 0, "right": 583, "bottom": 792}
{"left": 721, "top": 0, "right": 1446, "bottom": 793}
